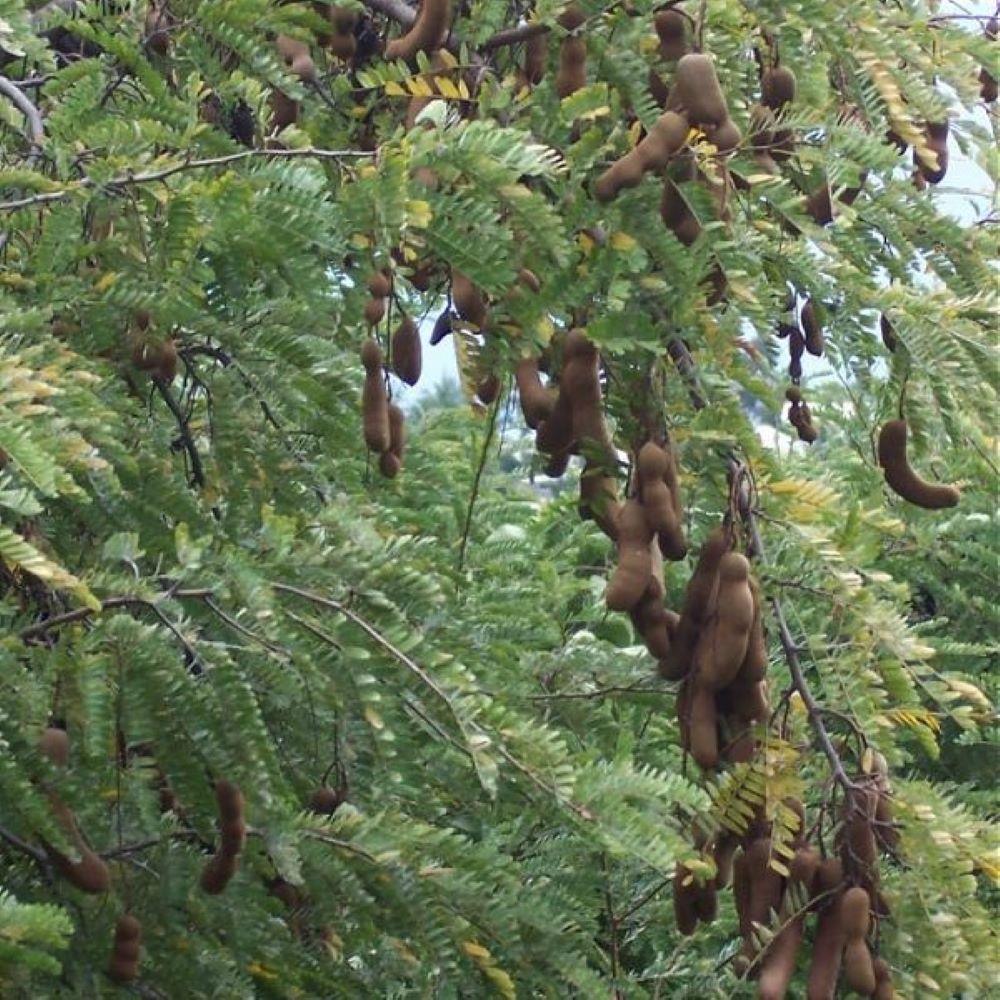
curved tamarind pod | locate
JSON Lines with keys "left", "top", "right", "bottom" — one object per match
{"left": 555, "top": 36, "right": 587, "bottom": 98}
{"left": 385, "top": 0, "right": 450, "bottom": 61}
{"left": 654, "top": 8, "right": 688, "bottom": 61}
{"left": 201, "top": 780, "right": 246, "bottom": 894}
{"left": 674, "top": 53, "right": 729, "bottom": 126}
{"left": 516, "top": 357, "right": 554, "bottom": 430}
{"left": 44, "top": 797, "right": 111, "bottom": 893}
{"left": 839, "top": 784, "right": 878, "bottom": 879}
{"left": 694, "top": 552, "right": 754, "bottom": 691}
{"left": 364, "top": 296, "right": 386, "bottom": 327}
{"left": 877, "top": 419, "right": 960, "bottom": 509}
{"left": 367, "top": 271, "right": 391, "bottom": 298}
{"left": 361, "top": 339, "right": 391, "bottom": 453}
{"left": 430, "top": 308, "right": 452, "bottom": 346}
{"left": 594, "top": 110, "right": 689, "bottom": 202}
{"left": 705, "top": 117, "right": 741, "bottom": 153}
{"left": 379, "top": 403, "right": 406, "bottom": 478}
{"left": 660, "top": 176, "right": 701, "bottom": 245}
{"left": 451, "top": 271, "right": 488, "bottom": 329}
{"left": 694, "top": 881, "right": 718, "bottom": 924}
{"left": 276, "top": 35, "right": 317, "bottom": 82}
{"left": 391, "top": 316, "right": 422, "bottom": 386}
{"left": 841, "top": 891, "right": 876, "bottom": 994}
{"left": 735, "top": 579, "right": 767, "bottom": 683}
{"left": 788, "top": 327, "right": 805, "bottom": 381}
{"left": 634, "top": 596, "right": 678, "bottom": 658}
{"left": 107, "top": 914, "right": 142, "bottom": 983}
{"left": 872, "top": 957, "right": 895, "bottom": 1000}
{"left": 309, "top": 785, "right": 346, "bottom": 815}
{"left": 915, "top": 121, "right": 949, "bottom": 184}
{"left": 562, "top": 330, "right": 617, "bottom": 468}
{"left": 637, "top": 442, "right": 687, "bottom": 559}
{"left": 761, "top": 66, "right": 796, "bottom": 110}
{"left": 659, "top": 527, "right": 728, "bottom": 680}
{"left": 39, "top": 727, "right": 70, "bottom": 767}
{"left": 579, "top": 462, "right": 621, "bottom": 540}
{"left": 879, "top": 314, "right": 897, "bottom": 352}
{"left": 800, "top": 299, "right": 824, "bottom": 357}
{"left": 605, "top": 499, "right": 654, "bottom": 612}
{"left": 522, "top": 30, "right": 548, "bottom": 86}
{"left": 807, "top": 893, "right": 846, "bottom": 999}
{"left": 687, "top": 681, "right": 719, "bottom": 769}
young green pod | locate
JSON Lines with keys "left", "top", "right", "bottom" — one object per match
{"left": 877, "top": 419, "right": 960, "bottom": 509}
{"left": 385, "top": 0, "right": 451, "bottom": 62}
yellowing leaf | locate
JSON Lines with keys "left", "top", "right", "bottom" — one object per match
{"left": 462, "top": 941, "right": 491, "bottom": 961}
{"left": 435, "top": 76, "right": 462, "bottom": 100}
{"left": 93, "top": 271, "right": 119, "bottom": 293}
{"left": 384, "top": 81, "right": 407, "bottom": 97}
{"left": 609, "top": 231, "right": 637, "bottom": 251}
{"left": 484, "top": 966, "right": 517, "bottom": 999}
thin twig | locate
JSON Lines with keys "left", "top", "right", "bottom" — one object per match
{"left": 0, "top": 824, "right": 48, "bottom": 864}
{"left": 457, "top": 396, "right": 500, "bottom": 570}
{"left": 0, "top": 146, "right": 373, "bottom": 213}
{"left": 154, "top": 379, "right": 205, "bottom": 489}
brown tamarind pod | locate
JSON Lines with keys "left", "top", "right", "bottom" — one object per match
{"left": 276, "top": 35, "right": 317, "bottom": 82}
{"left": 385, "top": 0, "right": 450, "bottom": 61}
{"left": 694, "top": 881, "right": 718, "bottom": 925}
{"left": 363, "top": 296, "right": 386, "bottom": 327}
{"left": 144, "top": 2, "right": 172, "bottom": 56}
{"left": 476, "top": 373, "right": 501, "bottom": 405}
{"left": 367, "top": 271, "right": 391, "bottom": 298}
{"left": 705, "top": 117, "right": 741, "bottom": 153}
{"left": 877, "top": 419, "right": 960, "bottom": 509}
{"left": 756, "top": 902, "right": 805, "bottom": 998}
{"left": 200, "top": 853, "right": 237, "bottom": 894}
{"left": 430, "top": 308, "right": 452, "bottom": 346}
{"left": 788, "top": 328, "right": 805, "bottom": 381}
{"left": 361, "top": 339, "right": 391, "bottom": 453}
{"left": 839, "top": 784, "right": 878, "bottom": 878}
{"left": 379, "top": 403, "right": 406, "bottom": 478}
{"left": 309, "top": 785, "right": 345, "bottom": 815}
{"left": 674, "top": 53, "right": 729, "bottom": 126}
{"left": 39, "top": 726, "right": 70, "bottom": 767}
{"left": 687, "top": 681, "right": 719, "bottom": 770}
{"left": 562, "top": 330, "right": 617, "bottom": 469}
{"left": 735, "top": 837, "right": 784, "bottom": 944}
{"left": 915, "top": 121, "right": 949, "bottom": 184}
{"left": 654, "top": 8, "right": 688, "bottom": 61}
{"left": 712, "top": 832, "right": 738, "bottom": 889}
{"left": 515, "top": 357, "right": 555, "bottom": 430}
{"left": 981, "top": 17, "right": 999, "bottom": 101}
{"left": 535, "top": 391, "right": 574, "bottom": 458}
{"left": 735, "top": 579, "right": 767, "bottom": 683}
{"left": 659, "top": 527, "right": 728, "bottom": 680}
{"left": 638, "top": 442, "right": 687, "bottom": 559}
{"left": 841, "top": 888, "right": 875, "bottom": 994}
{"left": 800, "top": 299, "right": 824, "bottom": 357}
{"left": 635, "top": 596, "right": 678, "bottom": 659}
{"left": 879, "top": 314, "right": 897, "bottom": 352}
{"left": 201, "top": 780, "right": 245, "bottom": 895}
{"left": 872, "top": 957, "right": 895, "bottom": 1000}
{"left": 761, "top": 66, "right": 796, "bottom": 110}
{"left": 579, "top": 462, "right": 621, "bottom": 540}
{"left": 522, "top": 30, "right": 548, "bottom": 86}
{"left": 391, "top": 316, "right": 422, "bottom": 386}
{"left": 45, "top": 797, "right": 111, "bottom": 894}
{"left": 807, "top": 893, "right": 846, "bottom": 999}
{"left": 557, "top": 3, "right": 586, "bottom": 30}
{"left": 673, "top": 864, "right": 700, "bottom": 936}
{"left": 107, "top": 914, "right": 142, "bottom": 983}
{"left": 694, "top": 552, "right": 754, "bottom": 691}
{"left": 594, "top": 110, "right": 689, "bottom": 202}
{"left": 605, "top": 500, "right": 654, "bottom": 612}
{"left": 555, "top": 36, "right": 587, "bottom": 98}
{"left": 805, "top": 183, "right": 834, "bottom": 226}
{"left": 451, "top": 271, "right": 488, "bottom": 329}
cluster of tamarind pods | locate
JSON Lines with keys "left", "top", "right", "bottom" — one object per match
{"left": 34, "top": 723, "right": 349, "bottom": 982}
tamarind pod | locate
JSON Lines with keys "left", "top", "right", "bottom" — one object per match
{"left": 805, "top": 183, "right": 834, "bottom": 225}
{"left": 654, "top": 9, "right": 688, "bottom": 61}
{"left": 200, "top": 852, "right": 238, "bottom": 894}
{"left": 735, "top": 579, "right": 767, "bottom": 683}
{"left": 713, "top": 832, "right": 738, "bottom": 889}
{"left": 145, "top": 2, "right": 171, "bottom": 56}
{"left": 785, "top": 385, "right": 802, "bottom": 402}
{"left": 675, "top": 678, "right": 692, "bottom": 751}
{"left": 39, "top": 727, "right": 69, "bottom": 767}
{"left": 361, "top": 339, "right": 391, "bottom": 453}
{"left": 605, "top": 499, "right": 654, "bottom": 612}
{"left": 673, "top": 865, "right": 700, "bottom": 936}
{"left": 595, "top": 111, "right": 689, "bottom": 202}
{"left": 430, "top": 308, "right": 452, "bottom": 345}
{"left": 327, "top": 29, "right": 357, "bottom": 60}
{"left": 694, "top": 882, "right": 718, "bottom": 925}
{"left": 806, "top": 894, "right": 846, "bottom": 1000}
{"left": 648, "top": 68, "right": 671, "bottom": 107}
{"left": 879, "top": 314, "right": 897, "bottom": 352}
{"left": 107, "top": 914, "right": 142, "bottom": 983}
{"left": 844, "top": 939, "right": 876, "bottom": 995}
{"left": 451, "top": 271, "right": 488, "bottom": 328}
{"left": 800, "top": 299, "right": 824, "bottom": 357}
{"left": 812, "top": 857, "right": 843, "bottom": 905}
{"left": 877, "top": 419, "right": 960, "bottom": 509}
{"left": 757, "top": 909, "right": 805, "bottom": 1000}
{"left": 385, "top": 0, "right": 450, "bottom": 61}
{"left": 515, "top": 357, "right": 555, "bottom": 430}
{"left": 761, "top": 66, "right": 796, "bottom": 110}
{"left": 872, "top": 957, "right": 895, "bottom": 1000}
{"left": 839, "top": 886, "right": 871, "bottom": 939}
{"left": 749, "top": 104, "right": 776, "bottom": 147}
{"left": 839, "top": 784, "right": 878, "bottom": 878}
{"left": 578, "top": 462, "right": 621, "bottom": 539}
{"left": 562, "top": 332, "right": 617, "bottom": 469}
{"left": 594, "top": 150, "right": 644, "bottom": 202}
{"left": 44, "top": 796, "right": 111, "bottom": 893}
{"left": 544, "top": 447, "right": 571, "bottom": 478}
{"left": 523, "top": 30, "right": 548, "bottom": 85}
{"left": 391, "top": 316, "right": 422, "bottom": 386}
{"left": 364, "top": 296, "right": 386, "bottom": 327}
{"left": 309, "top": 785, "right": 345, "bottom": 814}
{"left": 214, "top": 779, "right": 244, "bottom": 825}
{"left": 674, "top": 54, "right": 729, "bottom": 126}
{"left": 555, "top": 36, "right": 587, "bottom": 98}
{"left": 706, "top": 117, "right": 741, "bottom": 153}
{"left": 386, "top": 402, "right": 406, "bottom": 461}
{"left": 738, "top": 837, "right": 785, "bottom": 945}
{"left": 557, "top": 3, "right": 586, "bottom": 30}
{"left": 687, "top": 681, "right": 719, "bottom": 770}
{"left": 694, "top": 552, "right": 754, "bottom": 691}
{"left": 659, "top": 175, "right": 701, "bottom": 245}
{"left": 915, "top": 121, "right": 949, "bottom": 184}
{"left": 476, "top": 373, "right": 501, "bottom": 405}
{"left": 981, "top": 66, "right": 998, "bottom": 102}
{"left": 276, "top": 36, "right": 317, "bottom": 83}
{"left": 535, "top": 386, "right": 574, "bottom": 456}
{"left": 367, "top": 272, "right": 391, "bottom": 298}
{"left": 718, "top": 677, "right": 769, "bottom": 728}
{"left": 638, "top": 442, "right": 678, "bottom": 533}
{"left": 788, "top": 328, "right": 804, "bottom": 381}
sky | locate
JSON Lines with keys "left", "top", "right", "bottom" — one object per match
{"left": 399, "top": 0, "right": 997, "bottom": 405}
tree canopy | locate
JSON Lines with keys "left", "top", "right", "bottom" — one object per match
{"left": 0, "top": 0, "right": 997, "bottom": 997}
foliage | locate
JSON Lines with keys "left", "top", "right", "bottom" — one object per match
{"left": 0, "top": 0, "right": 996, "bottom": 997}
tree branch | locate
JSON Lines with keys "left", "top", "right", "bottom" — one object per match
{"left": 155, "top": 379, "right": 205, "bottom": 489}
{"left": 457, "top": 394, "right": 500, "bottom": 570}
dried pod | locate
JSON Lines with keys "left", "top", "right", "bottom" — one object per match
{"left": 276, "top": 35, "right": 317, "bottom": 82}
{"left": 361, "top": 339, "right": 391, "bottom": 453}
{"left": 476, "top": 373, "right": 501, "bottom": 405}
{"left": 733, "top": 837, "right": 784, "bottom": 945}
{"left": 45, "top": 798, "right": 110, "bottom": 894}
{"left": 367, "top": 271, "right": 391, "bottom": 298}
{"left": 385, "top": 0, "right": 451, "bottom": 62}
{"left": 981, "top": 17, "right": 999, "bottom": 102}
{"left": 522, "top": 30, "right": 548, "bottom": 86}
{"left": 363, "top": 296, "right": 386, "bottom": 327}
{"left": 379, "top": 403, "right": 406, "bottom": 479}
{"left": 877, "top": 419, "right": 960, "bottom": 509}
{"left": 309, "top": 785, "right": 345, "bottom": 815}
{"left": 694, "top": 552, "right": 754, "bottom": 691}
{"left": 391, "top": 316, "right": 422, "bottom": 386}
{"left": 555, "top": 36, "right": 587, "bottom": 98}
{"left": 687, "top": 681, "right": 719, "bottom": 769}
{"left": 872, "top": 956, "right": 896, "bottom": 1000}
{"left": 107, "top": 914, "right": 142, "bottom": 983}
{"left": 200, "top": 780, "right": 245, "bottom": 895}
{"left": 674, "top": 53, "right": 729, "bottom": 126}
{"left": 805, "top": 183, "right": 834, "bottom": 226}
{"left": 144, "top": 2, "right": 172, "bottom": 56}
{"left": 430, "top": 308, "right": 452, "bottom": 346}
{"left": 879, "top": 314, "right": 897, "bottom": 352}
{"left": 594, "top": 110, "right": 689, "bottom": 202}
{"left": 841, "top": 887, "right": 876, "bottom": 995}
{"left": 605, "top": 500, "right": 654, "bottom": 612}
{"left": 800, "top": 299, "right": 824, "bottom": 357}
{"left": 562, "top": 330, "right": 616, "bottom": 469}
{"left": 579, "top": 462, "right": 621, "bottom": 541}
{"left": 637, "top": 441, "right": 686, "bottom": 559}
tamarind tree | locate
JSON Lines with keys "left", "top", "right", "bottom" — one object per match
{"left": 0, "top": 0, "right": 996, "bottom": 996}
